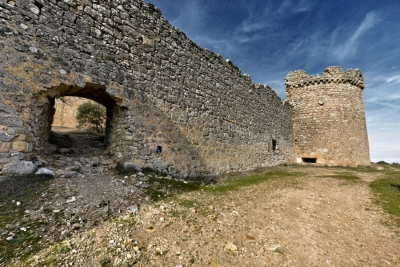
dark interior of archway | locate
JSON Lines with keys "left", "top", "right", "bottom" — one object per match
{"left": 45, "top": 83, "right": 117, "bottom": 154}
{"left": 49, "top": 83, "right": 116, "bottom": 108}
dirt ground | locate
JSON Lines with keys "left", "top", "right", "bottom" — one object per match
{"left": 1, "top": 129, "right": 399, "bottom": 266}
{"left": 3, "top": 166, "right": 398, "bottom": 267}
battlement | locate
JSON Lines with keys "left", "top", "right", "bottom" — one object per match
{"left": 285, "top": 66, "right": 364, "bottom": 89}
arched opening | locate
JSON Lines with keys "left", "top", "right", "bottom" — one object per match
{"left": 50, "top": 96, "right": 107, "bottom": 151}
{"left": 35, "top": 83, "right": 118, "bottom": 155}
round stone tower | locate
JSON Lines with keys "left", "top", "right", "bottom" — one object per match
{"left": 285, "top": 66, "right": 370, "bottom": 166}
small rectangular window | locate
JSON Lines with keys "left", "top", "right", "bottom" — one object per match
{"left": 272, "top": 139, "right": 277, "bottom": 152}
{"left": 302, "top": 158, "right": 317, "bottom": 163}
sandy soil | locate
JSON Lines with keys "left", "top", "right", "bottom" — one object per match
{"left": 11, "top": 165, "right": 399, "bottom": 267}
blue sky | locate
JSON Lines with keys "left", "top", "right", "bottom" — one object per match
{"left": 147, "top": 0, "right": 400, "bottom": 163}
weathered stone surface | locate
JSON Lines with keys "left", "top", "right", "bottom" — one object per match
{"left": 0, "top": 141, "right": 11, "bottom": 153}
{"left": 2, "top": 160, "right": 36, "bottom": 175}
{"left": 123, "top": 162, "right": 142, "bottom": 172}
{"left": 0, "top": 0, "right": 295, "bottom": 177}
{"left": 34, "top": 168, "right": 55, "bottom": 177}
{"left": 0, "top": 152, "right": 24, "bottom": 164}
{"left": 11, "top": 140, "right": 30, "bottom": 152}
{"left": 0, "top": 103, "right": 16, "bottom": 114}
{"left": 0, "top": 115, "right": 23, "bottom": 127}
{"left": 285, "top": 67, "right": 370, "bottom": 166}
{"left": 0, "top": 0, "right": 369, "bottom": 177}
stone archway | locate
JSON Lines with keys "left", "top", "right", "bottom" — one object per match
{"left": 34, "top": 83, "right": 119, "bottom": 153}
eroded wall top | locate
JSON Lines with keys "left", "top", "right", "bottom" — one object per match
{"left": 285, "top": 66, "right": 365, "bottom": 89}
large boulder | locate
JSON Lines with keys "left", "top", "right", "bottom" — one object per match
{"left": 2, "top": 160, "right": 37, "bottom": 175}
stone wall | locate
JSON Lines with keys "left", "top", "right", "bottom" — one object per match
{"left": 285, "top": 67, "right": 370, "bottom": 166}
{"left": 53, "top": 96, "right": 99, "bottom": 128}
{"left": 0, "top": 0, "right": 294, "bottom": 178}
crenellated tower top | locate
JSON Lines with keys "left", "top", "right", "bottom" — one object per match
{"left": 285, "top": 66, "right": 364, "bottom": 89}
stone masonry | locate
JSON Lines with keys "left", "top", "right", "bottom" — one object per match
{"left": 0, "top": 0, "right": 295, "bottom": 178}
{"left": 285, "top": 67, "right": 370, "bottom": 166}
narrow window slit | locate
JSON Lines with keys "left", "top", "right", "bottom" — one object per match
{"left": 302, "top": 158, "right": 317, "bottom": 163}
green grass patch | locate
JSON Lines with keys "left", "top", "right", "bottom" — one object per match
{"left": 333, "top": 164, "right": 391, "bottom": 174}
{"left": 146, "top": 177, "right": 201, "bottom": 201}
{"left": 317, "top": 173, "right": 361, "bottom": 183}
{"left": 204, "top": 168, "right": 302, "bottom": 193}
{"left": 0, "top": 178, "right": 53, "bottom": 266}
{"left": 123, "top": 167, "right": 303, "bottom": 200}
{"left": 370, "top": 169, "right": 400, "bottom": 226}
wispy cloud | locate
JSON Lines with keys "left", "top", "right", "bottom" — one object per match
{"left": 386, "top": 75, "right": 400, "bottom": 83}
{"left": 335, "top": 12, "right": 379, "bottom": 60}
{"left": 163, "top": 0, "right": 208, "bottom": 35}
{"left": 239, "top": 0, "right": 315, "bottom": 33}
{"left": 272, "top": 0, "right": 315, "bottom": 14}
{"left": 240, "top": 20, "right": 268, "bottom": 33}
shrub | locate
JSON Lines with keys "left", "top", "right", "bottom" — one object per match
{"left": 76, "top": 102, "right": 106, "bottom": 134}
{"left": 376, "top": 160, "right": 389, "bottom": 165}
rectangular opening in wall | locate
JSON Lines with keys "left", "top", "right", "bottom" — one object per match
{"left": 302, "top": 158, "right": 317, "bottom": 163}
{"left": 272, "top": 139, "right": 277, "bottom": 152}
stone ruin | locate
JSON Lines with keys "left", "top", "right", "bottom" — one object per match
{"left": 0, "top": 0, "right": 370, "bottom": 179}
{"left": 285, "top": 67, "right": 370, "bottom": 166}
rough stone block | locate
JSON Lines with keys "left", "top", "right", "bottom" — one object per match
{"left": 0, "top": 103, "right": 16, "bottom": 114}
{"left": 11, "top": 140, "right": 29, "bottom": 152}
{"left": 15, "top": 133, "right": 26, "bottom": 141}
{"left": 0, "top": 115, "right": 23, "bottom": 127}
{"left": 0, "top": 141, "right": 11, "bottom": 153}
{"left": 2, "top": 160, "right": 36, "bottom": 175}
{"left": 35, "top": 168, "right": 55, "bottom": 177}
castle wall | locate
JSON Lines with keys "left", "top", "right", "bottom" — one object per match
{"left": 285, "top": 67, "right": 370, "bottom": 166}
{"left": 0, "top": 0, "right": 294, "bottom": 177}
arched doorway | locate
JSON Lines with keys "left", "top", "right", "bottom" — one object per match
{"left": 50, "top": 96, "right": 107, "bottom": 153}
{"left": 34, "top": 83, "right": 119, "bottom": 154}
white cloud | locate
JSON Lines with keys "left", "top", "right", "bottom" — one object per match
{"left": 368, "top": 129, "right": 400, "bottom": 163}
{"left": 363, "top": 71, "right": 400, "bottom": 104}
{"left": 167, "top": 0, "right": 207, "bottom": 34}
{"left": 279, "top": 0, "right": 315, "bottom": 14}
{"left": 365, "top": 98, "right": 400, "bottom": 163}
{"left": 335, "top": 12, "right": 379, "bottom": 60}
{"left": 238, "top": 0, "right": 315, "bottom": 34}
{"left": 386, "top": 75, "right": 400, "bottom": 83}
{"left": 240, "top": 20, "right": 269, "bottom": 33}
